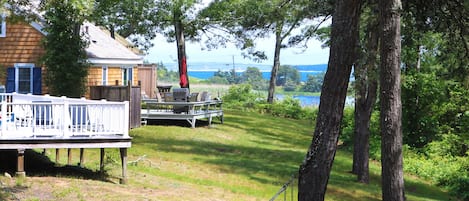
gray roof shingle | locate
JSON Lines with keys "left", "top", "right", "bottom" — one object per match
{"left": 83, "top": 22, "right": 143, "bottom": 65}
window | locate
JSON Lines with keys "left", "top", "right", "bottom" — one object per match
{"left": 122, "top": 66, "right": 133, "bottom": 86}
{"left": 15, "top": 63, "right": 34, "bottom": 94}
{"left": 5, "top": 63, "right": 42, "bottom": 94}
{"left": 0, "top": 13, "right": 6, "bottom": 37}
{"left": 102, "top": 66, "right": 108, "bottom": 85}
{"left": 17, "top": 67, "right": 32, "bottom": 93}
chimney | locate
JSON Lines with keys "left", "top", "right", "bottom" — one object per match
{"left": 110, "top": 26, "right": 115, "bottom": 39}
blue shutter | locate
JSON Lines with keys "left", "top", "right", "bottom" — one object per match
{"left": 33, "top": 67, "right": 42, "bottom": 95}
{"left": 6, "top": 67, "right": 15, "bottom": 93}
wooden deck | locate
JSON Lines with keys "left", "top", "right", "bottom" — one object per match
{"left": 0, "top": 93, "right": 131, "bottom": 183}
{"left": 141, "top": 99, "right": 224, "bottom": 128}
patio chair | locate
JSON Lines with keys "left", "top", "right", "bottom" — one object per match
{"left": 200, "top": 91, "right": 211, "bottom": 102}
{"left": 13, "top": 104, "right": 33, "bottom": 128}
{"left": 189, "top": 92, "right": 199, "bottom": 102}
{"left": 173, "top": 88, "right": 189, "bottom": 113}
{"left": 173, "top": 88, "right": 189, "bottom": 102}
{"left": 163, "top": 92, "right": 173, "bottom": 102}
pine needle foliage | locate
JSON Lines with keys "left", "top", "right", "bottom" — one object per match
{"left": 42, "top": 0, "right": 89, "bottom": 97}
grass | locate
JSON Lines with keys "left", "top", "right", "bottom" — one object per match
{"left": 0, "top": 109, "right": 454, "bottom": 200}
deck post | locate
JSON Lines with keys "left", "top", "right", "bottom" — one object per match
{"left": 67, "top": 148, "right": 72, "bottom": 165}
{"left": 55, "top": 148, "right": 60, "bottom": 165}
{"left": 79, "top": 148, "right": 84, "bottom": 168}
{"left": 119, "top": 148, "right": 128, "bottom": 184}
{"left": 100, "top": 148, "right": 105, "bottom": 173}
{"left": 16, "top": 149, "right": 26, "bottom": 177}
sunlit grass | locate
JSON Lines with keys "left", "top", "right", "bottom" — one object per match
{"left": 31, "top": 109, "right": 452, "bottom": 200}
{"left": 127, "top": 110, "right": 452, "bottom": 200}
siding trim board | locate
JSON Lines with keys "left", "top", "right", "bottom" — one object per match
{"left": 87, "top": 58, "right": 142, "bottom": 65}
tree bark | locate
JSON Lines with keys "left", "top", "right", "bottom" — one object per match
{"left": 267, "top": 23, "right": 283, "bottom": 104}
{"left": 379, "top": 0, "right": 405, "bottom": 200}
{"left": 174, "top": 10, "right": 189, "bottom": 89}
{"left": 298, "top": 0, "right": 361, "bottom": 200}
{"left": 352, "top": 2, "right": 379, "bottom": 184}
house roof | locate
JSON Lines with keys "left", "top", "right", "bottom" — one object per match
{"left": 3, "top": 2, "right": 143, "bottom": 66}
{"left": 97, "top": 26, "right": 145, "bottom": 56}
{"left": 28, "top": 20, "right": 143, "bottom": 66}
{"left": 6, "top": 0, "right": 143, "bottom": 65}
{"left": 82, "top": 22, "right": 143, "bottom": 65}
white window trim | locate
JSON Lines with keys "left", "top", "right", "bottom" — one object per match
{"left": 0, "top": 13, "right": 6, "bottom": 37}
{"left": 121, "top": 66, "right": 133, "bottom": 86}
{"left": 14, "top": 63, "right": 35, "bottom": 94}
{"left": 102, "top": 66, "right": 108, "bottom": 85}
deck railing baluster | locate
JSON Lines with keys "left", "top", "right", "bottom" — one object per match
{"left": 0, "top": 93, "right": 128, "bottom": 138}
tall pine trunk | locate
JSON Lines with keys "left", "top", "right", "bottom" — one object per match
{"left": 298, "top": 0, "right": 361, "bottom": 200}
{"left": 352, "top": 2, "right": 379, "bottom": 183}
{"left": 379, "top": 0, "right": 405, "bottom": 200}
{"left": 267, "top": 23, "right": 283, "bottom": 104}
{"left": 174, "top": 11, "right": 189, "bottom": 89}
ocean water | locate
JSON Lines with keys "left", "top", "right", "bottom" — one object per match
{"left": 276, "top": 94, "right": 321, "bottom": 106}
{"left": 276, "top": 94, "right": 355, "bottom": 107}
{"left": 188, "top": 71, "right": 323, "bottom": 82}
{"left": 173, "top": 63, "right": 328, "bottom": 82}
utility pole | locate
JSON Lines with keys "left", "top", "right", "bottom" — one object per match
{"left": 232, "top": 55, "right": 236, "bottom": 81}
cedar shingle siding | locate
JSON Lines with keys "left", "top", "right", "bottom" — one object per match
{"left": 0, "top": 21, "right": 45, "bottom": 92}
{"left": 0, "top": 22, "right": 45, "bottom": 67}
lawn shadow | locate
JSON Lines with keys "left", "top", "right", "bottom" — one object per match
{"left": 0, "top": 150, "right": 111, "bottom": 182}
{"left": 225, "top": 114, "right": 313, "bottom": 149}
{"left": 146, "top": 119, "right": 218, "bottom": 128}
{"left": 134, "top": 134, "right": 303, "bottom": 185}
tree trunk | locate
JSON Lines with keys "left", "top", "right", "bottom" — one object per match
{"left": 298, "top": 0, "right": 361, "bottom": 200}
{"left": 267, "top": 23, "right": 283, "bottom": 104}
{"left": 352, "top": 3, "right": 379, "bottom": 184}
{"left": 379, "top": 0, "right": 405, "bottom": 200}
{"left": 174, "top": 11, "right": 189, "bottom": 89}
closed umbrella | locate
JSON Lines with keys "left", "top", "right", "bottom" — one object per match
{"left": 179, "top": 56, "right": 189, "bottom": 88}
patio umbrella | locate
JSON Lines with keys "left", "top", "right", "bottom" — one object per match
{"left": 179, "top": 56, "right": 189, "bottom": 88}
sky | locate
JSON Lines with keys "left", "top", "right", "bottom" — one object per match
{"left": 143, "top": 0, "right": 331, "bottom": 66}
{"left": 145, "top": 35, "right": 330, "bottom": 66}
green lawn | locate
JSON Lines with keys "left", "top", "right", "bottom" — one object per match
{"left": 124, "top": 109, "right": 451, "bottom": 200}
{"left": 1, "top": 109, "right": 453, "bottom": 201}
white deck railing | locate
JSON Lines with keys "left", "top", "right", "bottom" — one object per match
{"left": 0, "top": 93, "right": 129, "bottom": 138}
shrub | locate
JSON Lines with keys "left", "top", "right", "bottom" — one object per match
{"left": 404, "top": 136, "right": 469, "bottom": 200}
{"left": 222, "top": 84, "right": 262, "bottom": 110}
{"left": 269, "top": 96, "right": 303, "bottom": 119}
{"left": 206, "top": 76, "right": 229, "bottom": 84}
{"left": 339, "top": 107, "right": 355, "bottom": 147}
{"left": 283, "top": 81, "right": 297, "bottom": 92}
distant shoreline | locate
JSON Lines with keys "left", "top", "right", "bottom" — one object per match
{"left": 188, "top": 71, "right": 324, "bottom": 82}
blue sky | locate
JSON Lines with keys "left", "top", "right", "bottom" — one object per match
{"left": 145, "top": 35, "right": 330, "bottom": 66}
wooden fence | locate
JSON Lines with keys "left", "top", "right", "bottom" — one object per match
{"left": 89, "top": 84, "right": 141, "bottom": 129}
{"left": 138, "top": 64, "right": 157, "bottom": 99}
